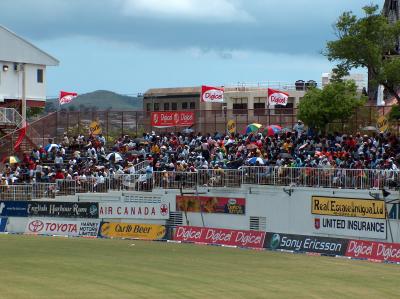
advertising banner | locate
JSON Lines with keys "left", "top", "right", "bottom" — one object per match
{"left": 0, "top": 217, "right": 8, "bottom": 232}
{"left": 264, "top": 232, "right": 348, "bottom": 256}
{"left": 151, "top": 111, "right": 195, "bottom": 128}
{"left": 99, "top": 222, "right": 167, "bottom": 240}
{"left": 176, "top": 195, "right": 245, "bottom": 214}
{"left": 0, "top": 201, "right": 28, "bottom": 217}
{"left": 173, "top": 226, "right": 265, "bottom": 249}
{"left": 311, "top": 196, "right": 385, "bottom": 219}
{"left": 268, "top": 88, "right": 289, "bottom": 106}
{"left": 346, "top": 240, "right": 400, "bottom": 263}
{"left": 99, "top": 202, "right": 169, "bottom": 219}
{"left": 201, "top": 85, "right": 224, "bottom": 103}
{"left": 313, "top": 216, "right": 387, "bottom": 239}
{"left": 25, "top": 218, "right": 100, "bottom": 237}
{"left": 27, "top": 202, "right": 99, "bottom": 218}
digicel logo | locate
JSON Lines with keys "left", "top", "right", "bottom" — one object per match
{"left": 203, "top": 89, "right": 223, "bottom": 101}
{"left": 269, "top": 93, "right": 287, "bottom": 104}
{"left": 181, "top": 113, "right": 193, "bottom": 121}
{"left": 161, "top": 114, "right": 173, "bottom": 121}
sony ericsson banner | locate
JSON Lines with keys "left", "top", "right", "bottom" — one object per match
{"left": 264, "top": 232, "right": 348, "bottom": 256}
{"left": 99, "top": 222, "right": 167, "bottom": 240}
{"left": 0, "top": 201, "right": 28, "bottom": 217}
{"left": 176, "top": 195, "right": 245, "bottom": 214}
{"left": 313, "top": 216, "right": 386, "bottom": 239}
{"left": 25, "top": 218, "right": 100, "bottom": 237}
{"left": 311, "top": 196, "right": 385, "bottom": 219}
{"left": 173, "top": 226, "right": 265, "bottom": 249}
{"left": 27, "top": 202, "right": 99, "bottom": 218}
{"left": 346, "top": 240, "right": 400, "bottom": 263}
{"left": 99, "top": 202, "right": 169, "bottom": 219}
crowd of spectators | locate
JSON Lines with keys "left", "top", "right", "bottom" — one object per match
{"left": 1, "top": 120, "right": 400, "bottom": 187}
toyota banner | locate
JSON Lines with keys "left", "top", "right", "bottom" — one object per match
{"left": 25, "top": 218, "right": 100, "bottom": 237}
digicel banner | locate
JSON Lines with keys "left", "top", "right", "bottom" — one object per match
{"left": 173, "top": 226, "right": 265, "bottom": 249}
{"left": 346, "top": 240, "right": 400, "bottom": 263}
{"left": 268, "top": 88, "right": 289, "bottom": 106}
{"left": 201, "top": 85, "right": 224, "bottom": 103}
{"left": 151, "top": 111, "right": 195, "bottom": 127}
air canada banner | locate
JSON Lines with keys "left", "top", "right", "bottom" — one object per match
{"left": 25, "top": 218, "right": 100, "bottom": 237}
{"left": 264, "top": 232, "right": 348, "bottom": 256}
{"left": 346, "top": 240, "right": 400, "bottom": 263}
{"left": 99, "top": 202, "right": 169, "bottom": 219}
{"left": 151, "top": 111, "right": 195, "bottom": 127}
{"left": 201, "top": 85, "right": 224, "bottom": 103}
{"left": 176, "top": 195, "right": 245, "bottom": 214}
{"left": 27, "top": 202, "right": 99, "bottom": 218}
{"left": 311, "top": 196, "right": 385, "bottom": 219}
{"left": 100, "top": 222, "right": 167, "bottom": 240}
{"left": 173, "top": 226, "right": 265, "bottom": 249}
{"left": 313, "top": 216, "right": 386, "bottom": 239}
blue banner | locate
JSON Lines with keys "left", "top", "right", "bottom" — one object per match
{"left": 0, "top": 201, "right": 28, "bottom": 217}
{"left": 0, "top": 218, "right": 8, "bottom": 232}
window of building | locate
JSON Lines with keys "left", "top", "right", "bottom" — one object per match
{"left": 275, "top": 102, "right": 294, "bottom": 114}
{"left": 146, "top": 103, "right": 151, "bottom": 111}
{"left": 182, "top": 102, "right": 188, "bottom": 109}
{"left": 171, "top": 103, "right": 178, "bottom": 110}
{"left": 163, "top": 103, "right": 170, "bottom": 111}
{"left": 153, "top": 103, "right": 160, "bottom": 111}
{"left": 190, "top": 102, "right": 195, "bottom": 109}
{"left": 232, "top": 98, "right": 248, "bottom": 115}
{"left": 254, "top": 97, "right": 266, "bottom": 116}
{"left": 37, "top": 69, "right": 44, "bottom": 83}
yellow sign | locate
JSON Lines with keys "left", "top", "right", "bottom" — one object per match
{"left": 377, "top": 116, "right": 388, "bottom": 133}
{"left": 100, "top": 222, "right": 166, "bottom": 240}
{"left": 89, "top": 121, "right": 102, "bottom": 135}
{"left": 227, "top": 120, "right": 236, "bottom": 134}
{"left": 311, "top": 196, "right": 386, "bottom": 219}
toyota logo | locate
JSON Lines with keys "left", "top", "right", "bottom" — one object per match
{"left": 29, "top": 220, "right": 44, "bottom": 232}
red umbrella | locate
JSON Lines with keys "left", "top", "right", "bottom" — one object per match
{"left": 263, "top": 125, "right": 282, "bottom": 136}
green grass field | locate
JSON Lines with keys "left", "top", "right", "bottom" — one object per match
{"left": 0, "top": 234, "right": 399, "bottom": 299}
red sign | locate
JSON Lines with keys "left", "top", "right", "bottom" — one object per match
{"left": 268, "top": 88, "right": 289, "bottom": 106}
{"left": 174, "top": 226, "right": 265, "bottom": 249}
{"left": 59, "top": 91, "right": 78, "bottom": 105}
{"left": 151, "top": 111, "right": 195, "bottom": 127}
{"left": 346, "top": 240, "right": 400, "bottom": 263}
{"left": 201, "top": 85, "right": 224, "bottom": 103}
{"left": 176, "top": 195, "right": 245, "bottom": 214}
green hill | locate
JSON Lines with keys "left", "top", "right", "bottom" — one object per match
{"left": 46, "top": 90, "right": 143, "bottom": 111}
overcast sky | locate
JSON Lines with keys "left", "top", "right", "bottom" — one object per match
{"left": 0, "top": 0, "right": 382, "bottom": 96}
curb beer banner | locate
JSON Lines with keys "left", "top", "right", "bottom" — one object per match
{"left": 311, "top": 196, "right": 385, "bottom": 219}
{"left": 99, "top": 202, "right": 169, "bottom": 219}
{"left": 313, "top": 216, "right": 387, "bottom": 239}
{"left": 267, "top": 88, "right": 289, "bottom": 106}
{"left": 264, "top": 232, "right": 348, "bottom": 256}
{"left": 346, "top": 240, "right": 400, "bottom": 263}
{"left": 176, "top": 195, "right": 245, "bottom": 214}
{"left": 174, "top": 226, "right": 265, "bottom": 249}
{"left": 201, "top": 85, "right": 224, "bottom": 103}
{"left": 25, "top": 218, "right": 100, "bottom": 237}
{"left": 100, "top": 222, "right": 167, "bottom": 240}
{"left": 151, "top": 111, "right": 195, "bottom": 127}
{"left": 27, "top": 202, "right": 99, "bottom": 218}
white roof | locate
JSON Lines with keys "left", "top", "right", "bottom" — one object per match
{"left": 0, "top": 25, "right": 59, "bottom": 66}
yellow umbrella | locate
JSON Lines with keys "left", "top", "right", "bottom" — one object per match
{"left": 9, "top": 156, "right": 20, "bottom": 164}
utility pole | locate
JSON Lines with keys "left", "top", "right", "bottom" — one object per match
{"left": 20, "top": 63, "right": 26, "bottom": 127}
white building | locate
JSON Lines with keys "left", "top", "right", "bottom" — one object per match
{"left": 0, "top": 25, "right": 59, "bottom": 108}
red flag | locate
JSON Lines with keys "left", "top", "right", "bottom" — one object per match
{"left": 59, "top": 91, "right": 78, "bottom": 105}
{"left": 14, "top": 125, "right": 27, "bottom": 151}
{"left": 268, "top": 88, "right": 289, "bottom": 106}
{"left": 201, "top": 85, "right": 224, "bottom": 103}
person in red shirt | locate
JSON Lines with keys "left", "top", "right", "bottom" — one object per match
{"left": 54, "top": 169, "right": 65, "bottom": 180}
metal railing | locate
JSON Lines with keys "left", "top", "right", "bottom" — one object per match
{"left": 1, "top": 167, "right": 399, "bottom": 200}
{"left": 0, "top": 108, "right": 23, "bottom": 127}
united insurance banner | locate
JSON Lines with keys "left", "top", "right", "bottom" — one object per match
{"left": 25, "top": 218, "right": 100, "bottom": 237}
{"left": 173, "top": 226, "right": 265, "bottom": 249}
{"left": 151, "top": 111, "right": 195, "bottom": 127}
{"left": 176, "top": 195, "right": 245, "bottom": 214}
{"left": 264, "top": 232, "right": 348, "bottom": 256}
{"left": 311, "top": 196, "right": 385, "bottom": 219}
{"left": 99, "top": 222, "right": 167, "bottom": 240}
{"left": 27, "top": 201, "right": 99, "bottom": 218}
{"left": 99, "top": 202, "right": 169, "bottom": 219}
{"left": 346, "top": 240, "right": 400, "bottom": 263}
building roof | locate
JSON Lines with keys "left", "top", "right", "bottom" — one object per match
{"left": 0, "top": 25, "right": 59, "bottom": 66}
{"left": 144, "top": 87, "right": 201, "bottom": 96}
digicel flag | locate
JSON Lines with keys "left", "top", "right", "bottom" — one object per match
{"left": 201, "top": 85, "right": 224, "bottom": 103}
{"left": 268, "top": 88, "right": 289, "bottom": 106}
{"left": 59, "top": 91, "right": 78, "bottom": 105}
